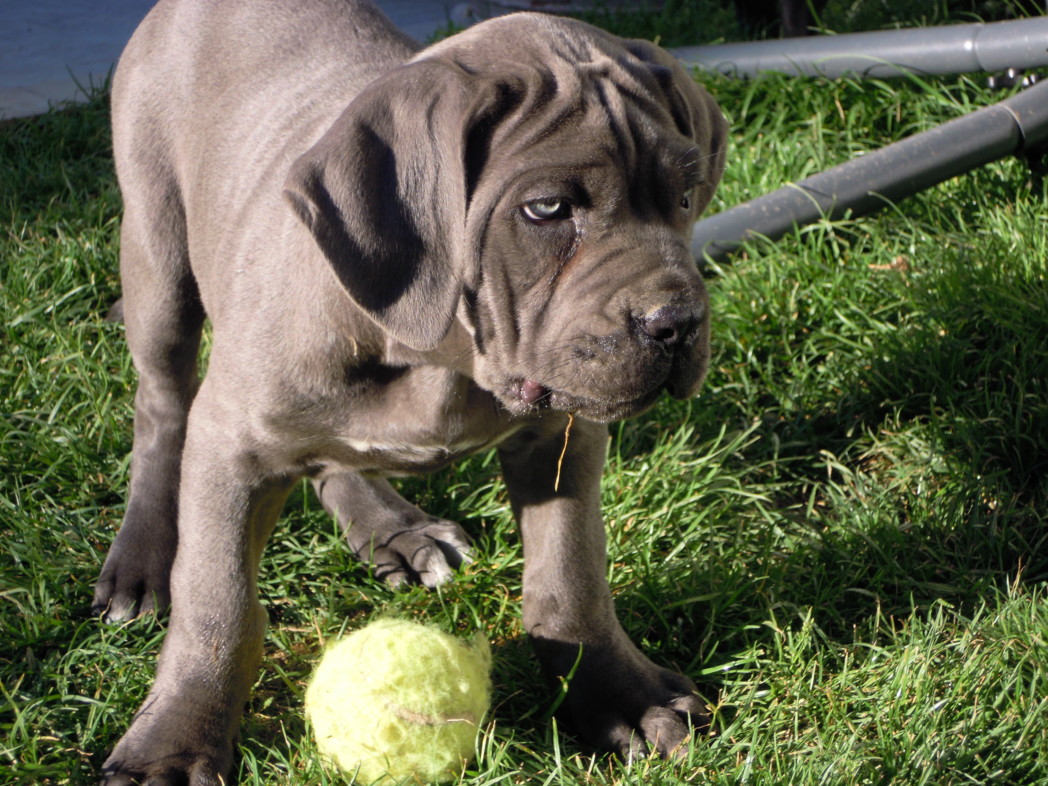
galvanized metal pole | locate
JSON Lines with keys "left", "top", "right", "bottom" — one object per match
{"left": 691, "top": 79, "right": 1048, "bottom": 263}
{"left": 674, "top": 17, "right": 1048, "bottom": 79}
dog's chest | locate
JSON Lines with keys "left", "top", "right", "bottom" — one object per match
{"left": 338, "top": 432, "right": 499, "bottom": 473}
{"left": 326, "top": 367, "right": 518, "bottom": 474}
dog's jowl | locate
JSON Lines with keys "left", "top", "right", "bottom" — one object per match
{"left": 94, "top": 0, "right": 727, "bottom": 781}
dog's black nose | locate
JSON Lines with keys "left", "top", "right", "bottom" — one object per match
{"left": 638, "top": 305, "right": 699, "bottom": 346}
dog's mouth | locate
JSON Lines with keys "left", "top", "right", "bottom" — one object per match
{"left": 517, "top": 379, "right": 551, "bottom": 407}
{"left": 492, "top": 326, "right": 706, "bottom": 423}
{"left": 506, "top": 377, "right": 665, "bottom": 423}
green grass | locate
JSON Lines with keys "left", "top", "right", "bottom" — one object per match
{"left": 4, "top": 5, "right": 1048, "bottom": 784}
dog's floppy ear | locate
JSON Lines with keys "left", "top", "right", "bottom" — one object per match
{"left": 284, "top": 61, "right": 493, "bottom": 351}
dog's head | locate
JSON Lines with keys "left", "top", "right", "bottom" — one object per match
{"left": 284, "top": 14, "right": 727, "bottom": 422}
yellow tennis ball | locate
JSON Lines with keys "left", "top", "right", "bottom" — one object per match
{"left": 305, "top": 619, "right": 491, "bottom": 783}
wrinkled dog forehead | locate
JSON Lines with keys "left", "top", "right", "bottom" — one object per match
{"left": 418, "top": 13, "right": 727, "bottom": 211}
{"left": 420, "top": 12, "right": 674, "bottom": 90}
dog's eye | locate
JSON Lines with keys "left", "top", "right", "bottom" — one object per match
{"left": 522, "top": 199, "right": 571, "bottom": 222}
{"left": 680, "top": 190, "right": 693, "bottom": 213}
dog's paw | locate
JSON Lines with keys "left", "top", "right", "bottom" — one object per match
{"left": 91, "top": 516, "right": 176, "bottom": 622}
{"left": 355, "top": 516, "right": 473, "bottom": 589}
{"left": 583, "top": 666, "right": 708, "bottom": 762}
{"left": 100, "top": 709, "right": 233, "bottom": 786}
{"left": 535, "top": 637, "right": 710, "bottom": 761}
{"left": 100, "top": 754, "right": 226, "bottom": 786}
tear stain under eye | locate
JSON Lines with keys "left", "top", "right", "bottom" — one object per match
{"left": 545, "top": 225, "right": 583, "bottom": 289}
{"left": 554, "top": 412, "right": 575, "bottom": 493}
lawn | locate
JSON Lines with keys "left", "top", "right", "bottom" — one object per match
{"left": 3, "top": 2, "right": 1048, "bottom": 784}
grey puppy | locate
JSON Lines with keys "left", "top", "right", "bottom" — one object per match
{"left": 94, "top": 0, "right": 727, "bottom": 781}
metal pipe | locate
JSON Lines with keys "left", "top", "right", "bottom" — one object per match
{"left": 674, "top": 17, "right": 1048, "bottom": 79}
{"left": 691, "top": 78, "right": 1048, "bottom": 263}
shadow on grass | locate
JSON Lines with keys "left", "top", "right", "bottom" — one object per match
{"left": 0, "top": 90, "right": 115, "bottom": 224}
{"left": 638, "top": 247, "right": 1048, "bottom": 668}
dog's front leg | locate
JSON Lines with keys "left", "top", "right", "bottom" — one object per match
{"left": 499, "top": 416, "right": 707, "bottom": 761}
{"left": 101, "top": 396, "right": 293, "bottom": 785}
